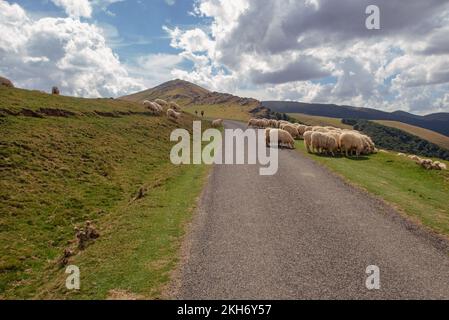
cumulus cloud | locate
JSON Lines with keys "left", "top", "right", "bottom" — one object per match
{"left": 0, "top": 0, "right": 143, "bottom": 97}
{"left": 51, "top": 0, "right": 92, "bottom": 18}
{"left": 167, "top": 0, "right": 449, "bottom": 114}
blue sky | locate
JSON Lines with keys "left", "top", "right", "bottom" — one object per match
{"left": 1, "top": 0, "right": 449, "bottom": 114}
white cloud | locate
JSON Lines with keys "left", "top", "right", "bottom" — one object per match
{"left": 166, "top": 0, "right": 449, "bottom": 114}
{"left": 51, "top": 0, "right": 92, "bottom": 18}
{"left": 0, "top": 0, "right": 144, "bottom": 97}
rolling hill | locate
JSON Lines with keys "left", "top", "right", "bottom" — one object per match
{"left": 120, "top": 79, "right": 276, "bottom": 120}
{"left": 263, "top": 101, "right": 449, "bottom": 137}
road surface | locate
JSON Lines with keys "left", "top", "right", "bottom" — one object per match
{"left": 173, "top": 120, "right": 449, "bottom": 299}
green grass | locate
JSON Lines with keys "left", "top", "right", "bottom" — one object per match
{"left": 0, "top": 87, "right": 211, "bottom": 299}
{"left": 183, "top": 104, "right": 252, "bottom": 121}
{"left": 288, "top": 113, "right": 353, "bottom": 129}
{"left": 295, "top": 141, "right": 449, "bottom": 237}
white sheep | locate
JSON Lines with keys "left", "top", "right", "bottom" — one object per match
{"left": 167, "top": 108, "right": 181, "bottom": 121}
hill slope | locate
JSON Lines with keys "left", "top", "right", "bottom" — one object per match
{"left": 121, "top": 79, "right": 260, "bottom": 108}
{"left": 374, "top": 120, "right": 449, "bottom": 151}
{"left": 0, "top": 86, "right": 210, "bottom": 299}
{"left": 263, "top": 101, "right": 449, "bottom": 137}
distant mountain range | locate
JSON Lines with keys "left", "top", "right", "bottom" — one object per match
{"left": 262, "top": 101, "right": 449, "bottom": 137}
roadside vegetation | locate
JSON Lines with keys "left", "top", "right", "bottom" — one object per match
{"left": 0, "top": 86, "right": 211, "bottom": 299}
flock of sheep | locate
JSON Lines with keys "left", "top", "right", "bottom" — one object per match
{"left": 248, "top": 118, "right": 376, "bottom": 157}
{"left": 143, "top": 99, "right": 182, "bottom": 122}
{"left": 140, "top": 100, "right": 447, "bottom": 170}
{"left": 398, "top": 153, "right": 447, "bottom": 171}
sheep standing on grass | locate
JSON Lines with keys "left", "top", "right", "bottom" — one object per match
{"left": 155, "top": 99, "right": 168, "bottom": 107}
{"left": 280, "top": 123, "right": 300, "bottom": 139}
{"left": 265, "top": 128, "right": 295, "bottom": 149}
{"left": 339, "top": 132, "right": 364, "bottom": 157}
{"left": 169, "top": 101, "right": 181, "bottom": 111}
{"left": 167, "top": 108, "right": 181, "bottom": 122}
{"left": 311, "top": 132, "right": 338, "bottom": 156}
{"left": 304, "top": 131, "right": 314, "bottom": 153}
{"left": 143, "top": 100, "right": 163, "bottom": 116}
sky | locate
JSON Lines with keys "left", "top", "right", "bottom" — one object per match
{"left": 1, "top": 0, "right": 449, "bottom": 115}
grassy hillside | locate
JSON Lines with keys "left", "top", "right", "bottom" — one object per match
{"left": 295, "top": 142, "right": 449, "bottom": 238}
{"left": 375, "top": 120, "right": 449, "bottom": 150}
{"left": 288, "top": 113, "right": 353, "bottom": 129}
{"left": 0, "top": 86, "right": 211, "bottom": 299}
{"left": 183, "top": 104, "right": 253, "bottom": 121}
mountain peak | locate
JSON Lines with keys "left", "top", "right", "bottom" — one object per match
{"left": 121, "top": 79, "right": 261, "bottom": 109}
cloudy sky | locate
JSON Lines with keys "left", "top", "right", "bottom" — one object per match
{"left": 1, "top": 0, "right": 449, "bottom": 114}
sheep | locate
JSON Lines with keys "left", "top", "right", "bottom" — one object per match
{"left": 212, "top": 119, "right": 223, "bottom": 128}
{"left": 167, "top": 108, "right": 181, "bottom": 121}
{"left": 280, "top": 123, "right": 300, "bottom": 139}
{"left": 247, "top": 118, "right": 258, "bottom": 128}
{"left": 155, "top": 99, "right": 168, "bottom": 107}
{"left": 304, "top": 126, "right": 314, "bottom": 133}
{"left": 143, "top": 100, "right": 163, "bottom": 115}
{"left": 435, "top": 161, "right": 447, "bottom": 170}
{"left": 169, "top": 101, "right": 181, "bottom": 111}
{"left": 311, "top": 132, "right": 339, "bottom": 156}
{"left": 408, "top": 155, "right": 420, "bottom": 162}
{"left": 296, "top": 124, "right": 308, "bottom": 138}
{"left": 304, "top": 131, "right": 314, "bottom": 153}
{"left": 265, "top": 128, "right": 295, "bottom": 149}
{"left": 339, "top": 132, "right": 364, "bottom": 157}
{"left": 419, "top": 158, "right": 434, "bottom": 170}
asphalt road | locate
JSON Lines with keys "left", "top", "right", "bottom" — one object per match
{"left": 174, "top": 120, "right": 449, "bottom": 299}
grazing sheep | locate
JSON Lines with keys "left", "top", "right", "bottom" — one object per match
{"left": 155, "top": 99, "right": 168, "bottom": 107}
{"left": 247, "top": 118, "right": 256, "bottom": 128}
{"left": 280, "top": 123, "right": 300, "bottom": 139}
{"left": 311, "top": 132, "right": 339, "bottom": 156}
{"left": 435, "top": 161, "right": 447, "bottom": 170}
{"left": 419, "top": 158, "right": 434, "bottom": 170}
{"left": 265, "top": 128, "right": 295, "bottom": 149}
{"left": 408, "top": 155, "right": 420, "bottom": 162}
{"left": 304, "top": 131, "right": 314, "bottom": 153}
{"left": 212, "top": 119, "right": 223, "bottom": 128}
{"left": 143, "top": 100, "right": 163, "bottom": 115}
{"left": 339, "top": 132, "right": 364, "bottom": 157}
{"left": 167, "top": 108, "right": 181, "bottom": 121}
{"left": 296, "top": 124, "right": 308, "bottom": 138}
{"left": 169, "top": 101, "right": 181, "bottom": 111}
